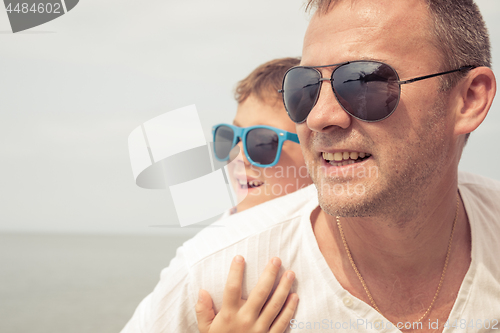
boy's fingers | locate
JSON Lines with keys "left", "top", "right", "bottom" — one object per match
{"left": 195, "top": 289, "right": 216, "bottom": 333}
{"left": 269, "top": 293, "right": 299, "bottom": 333}
{"left": 221, "top": 255, "right": 246, "bottom": 309}
{"left": 243, "top": 257, "right": 282, "bottom": 313}
{"left": 258, "top": 270, "right": 295, "bottom": 325}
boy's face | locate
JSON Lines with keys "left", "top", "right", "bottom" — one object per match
{"left": 229, "top": 94, "right": 312, "bottom": 213}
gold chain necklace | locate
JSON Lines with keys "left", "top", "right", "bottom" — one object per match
{"left": 336, "top": 195, "right": 459, "bottom": 324}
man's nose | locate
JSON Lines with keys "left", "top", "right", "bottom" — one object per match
{"left": 306, "top": 79, "right": 352, "bottom": 132}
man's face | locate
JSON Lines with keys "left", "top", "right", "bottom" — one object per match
{"left": 298, "top": 0, "right": 459, "bottom": 221}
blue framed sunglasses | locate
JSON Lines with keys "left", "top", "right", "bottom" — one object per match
{"left": 212, "top": 123, "right": 299, "bottom": 167}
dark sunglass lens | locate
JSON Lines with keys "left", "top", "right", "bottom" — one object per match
{"left": 283, "top": 67, "right": 321, "bottom": 123}
{"left": 333, "top": 62, "right": 400, "bottom": 121}
{"left": 246, "top": 128, "right": 279, "bottom": 165}
{"left": 214, "top": 126, "right": 234, "bottom": 159}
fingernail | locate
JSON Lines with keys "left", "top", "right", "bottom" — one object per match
{"left": 235, "top": 255, "right": 244, "bottom": 263}
{"left": 272, "top": 257, "right": 281, "bottom": 267}
{"left": 291, "top": 294, "right": 299, "bottom": 303}
{"left": 287, "top": 271, "right": 295, "bottom": 281}
{"left": 198, "top": 290, "right": 204, "bottom": 302}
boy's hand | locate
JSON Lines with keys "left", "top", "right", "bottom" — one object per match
{"left": 195, "top": 255, "right": 298, "bottom": 333}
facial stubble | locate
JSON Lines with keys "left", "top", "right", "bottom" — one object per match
{"left": 309, "top": 97, "right": 450, "bottom": 226}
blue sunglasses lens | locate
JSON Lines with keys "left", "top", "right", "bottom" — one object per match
{"left": 214, "top": 126, "right": 234, "bottom": 160}
{"left": 214, "top": 126, "right": 281, "bottom": 166}
{"left": 246, "top": 128, "right": 279, "bottom": 165}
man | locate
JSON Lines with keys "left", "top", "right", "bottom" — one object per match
{"left": 122, "top": 0, "right": 498, "bottom": 332}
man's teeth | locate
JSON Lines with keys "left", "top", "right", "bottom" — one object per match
{"left": 322, "top": 151, "right": 371, "bottom": 165}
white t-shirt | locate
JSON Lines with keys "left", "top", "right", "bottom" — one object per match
{"left": 121, "top": 171, "right": 500, "bottom": 333}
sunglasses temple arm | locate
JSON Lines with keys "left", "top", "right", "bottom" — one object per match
{"left": 398, "top": 66, "right": 475, "bottom": 85}
{"left": 287, "top": 132, "right": 300, "bottom": 144}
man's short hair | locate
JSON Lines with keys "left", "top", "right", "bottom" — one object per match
{"left": 306, "top": 0, "right": 491, "bottom": 91}
{"left": 235, "top": 57, "right": 300, "bottom": 104}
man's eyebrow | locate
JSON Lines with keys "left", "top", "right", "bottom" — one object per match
{"left": 301, "top": 57, "right": 391, "bottom": 67}
{"left": 369, "top": 57, "right": 390, "bottom": 63}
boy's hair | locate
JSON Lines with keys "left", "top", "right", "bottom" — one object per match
{"left": 235, "top": 57, "right": 300, "bottom": 104}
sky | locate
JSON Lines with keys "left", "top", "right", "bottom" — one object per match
{"left": 0, "top": 0, "right": 499, "bottom": 235}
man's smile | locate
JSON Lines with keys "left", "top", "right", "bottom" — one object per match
{"left": 321, "top": 151, "right": 372, "bottom": 167}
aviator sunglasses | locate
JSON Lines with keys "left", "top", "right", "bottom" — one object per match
{"left": 212, "top": 124, "right": 299, "bottom": 168}
{"left": 279, "top": 60, "right": 475, "bottom": 123}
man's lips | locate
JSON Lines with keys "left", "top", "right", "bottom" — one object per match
{"left": 321, "top": 150, "right": 372, "bottom": 167}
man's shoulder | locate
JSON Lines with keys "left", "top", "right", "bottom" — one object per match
{"left": 458, "top": 170, "right": 500, "bottom": 225}
{"left": 180, "top": 184, "right": 318, "bottom": 268}
{"left": 458, "top": 170, "right": 500, "bottom": 201}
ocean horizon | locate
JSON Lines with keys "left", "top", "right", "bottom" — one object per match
{"left": 0, "top": 232, "right": 193, "bottom": 333}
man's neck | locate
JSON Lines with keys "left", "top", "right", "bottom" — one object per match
{"left": 311, "top": 186, "right": 472, "bottom": 329}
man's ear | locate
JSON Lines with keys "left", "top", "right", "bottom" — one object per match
{"left": 453, "top": 67, "right": 496, "bottom": 136}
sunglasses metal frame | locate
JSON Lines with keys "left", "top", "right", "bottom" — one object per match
{"left": 212, "top": 123, "right": 300, "bottom": 168}
{"left": 279, "top": 60, "right": 475, "bottom": 123}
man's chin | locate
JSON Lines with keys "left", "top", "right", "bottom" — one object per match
{"left": 315, "top": 184, "right": 377, "bottom": 218}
